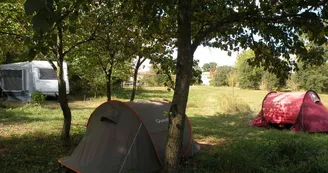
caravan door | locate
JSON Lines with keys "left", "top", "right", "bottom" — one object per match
{"left": 33, "top": 68, "right": 58, "bottom": 96}
{"left": 0, "top": 69, "right": 24, "bottom": 91}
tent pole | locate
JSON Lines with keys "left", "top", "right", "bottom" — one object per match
{"left": 119, "top": 123, "right": 143, "bottom": 173}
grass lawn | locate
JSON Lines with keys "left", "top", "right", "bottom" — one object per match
{"left": 2, "top": 86, "right": 328, "bottom": 172}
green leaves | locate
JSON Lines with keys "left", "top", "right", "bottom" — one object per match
{"left": 24, "top": 0, "right": 59, "bottom": 33}
{"left": 211, "top": 66, "right": 235, "bottom": 87}
{"left": 188, "top": 0, "right": 328, "bottom": 83}
{"left": 0, "top": 1, "right": 33, "bottom": 63}
{"left": 202, "top": 62, "right": 217, "bottom": 72}
{"left": 24, "top": 0, "right": 47, "bottom": 15}
{"left": 295, "top": 62, "right": 328, "bottom": 93}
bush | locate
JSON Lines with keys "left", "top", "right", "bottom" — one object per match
{"left": 227, "top": 71, "right": 238, "bottom": 87}
{"left": 31, "top": 91, "right": 46, "bottom": 106}
{"left": 210, "top": 66, "right": 235, "bottom": 86}
{"left": 286, "top": 74, "right": 299, "bottom": 91}
{"left": 296, "top": 63, "right": 328, "bottom": 93}
{"left": 218, "top": 94, "right": 252, "bottom": 115}
{"left": 260, "top": 71, "right": 282, "bottom": 91}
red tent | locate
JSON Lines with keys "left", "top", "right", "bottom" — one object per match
{"left": 251, "top": 90, "right": 328, "bottom": 132}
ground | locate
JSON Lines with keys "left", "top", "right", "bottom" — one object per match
{"left": 1, "top": 86, "right": 328, "bottom": 173}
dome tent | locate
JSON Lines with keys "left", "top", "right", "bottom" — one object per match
{"left": 58, "top": 99, "right": 200, "bottom": 173}
{"left": 251, "top": 90, "right": 328, "bottom": 132}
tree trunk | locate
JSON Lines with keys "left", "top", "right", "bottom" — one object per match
{"left": 130, "top": 56, "right": 143, "bottom": 101}
{"left": 58, "top": 58, "right": 71, "bottom": 146}
{"left": 163, "top": 0, "right": 192, "bottom": 172}
{"left": 106, "top": 67, "right": 113, "bottom": 101}
{"left": 56, "top": 26, "right": 72, "bottom": 146}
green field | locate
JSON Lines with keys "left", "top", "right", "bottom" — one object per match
{"left": 2, "top": 86, "right": 328, "bottom": 172}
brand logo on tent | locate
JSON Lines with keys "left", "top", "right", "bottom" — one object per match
{"left": 155, "top": 118, "right": 169, "bottom": 124}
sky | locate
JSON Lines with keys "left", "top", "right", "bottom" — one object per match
{"left": 193, "top": 46, "right": 239, "bottom": 67}
{"left": 139, "top": 46, "right": 239, "bottom": 72}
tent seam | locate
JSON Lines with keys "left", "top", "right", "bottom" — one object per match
{"left": 119, "top": 123, "right": 143, "bottom": 173}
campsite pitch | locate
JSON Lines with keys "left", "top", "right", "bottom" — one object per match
{"left": 2, "top": 86, "right": 328, "bottom": 172}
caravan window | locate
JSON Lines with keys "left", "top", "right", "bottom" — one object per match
{"left": 39, "top": 69, "right": 57, "bottom": 80}
{"left": 0, "top": 70, "right": 22, "bottom": 90}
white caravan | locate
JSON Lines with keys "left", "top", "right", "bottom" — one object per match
{"left": 0, "top": 61, "right": 69, "bottom": 101}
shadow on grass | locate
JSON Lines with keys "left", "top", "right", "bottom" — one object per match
{"left": 189, "top": 113, "right": 257, "bottom": 139}
{"left": 0, "top": 108, "right": 62, "bottom": 125}
{"left": 43, "top": 105, "right": 96, "bottom": 111}
{"left": 184, "top": 113, "right": 328, "bottom": 173}
{"left": 0, "top": 132, "right": 83, "bottom": 173}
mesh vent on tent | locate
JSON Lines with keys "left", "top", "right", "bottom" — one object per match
{"left": 309, "top": 91, "right": 320, "bottom": 103}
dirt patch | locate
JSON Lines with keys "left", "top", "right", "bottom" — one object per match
{"left": 0, "top": 128, "right": 10, "bottom": 137}
{"left": 195, "top": 136, "right": 226, "bottom": 152}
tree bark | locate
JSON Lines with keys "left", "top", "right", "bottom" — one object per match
{"left": 58, "top": 57, "right": 72, "bottom": 146}
{"left": 163, "top": 0, "right": 192, "bottom": 172}
{"left": 130, "top": 56, "right": 144, "bottom": 101}
{"left": 106, "top": 67, "right": 113, "bottom": 101}
{"left": 57, "top": 26, "right": 72, "bottom": 146}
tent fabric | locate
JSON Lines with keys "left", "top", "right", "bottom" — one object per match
{"left": 251, "top": 90, "right": 328, "bottom": 132}
{"left": 59, "top": 99, "right": 199, "bottom": 173}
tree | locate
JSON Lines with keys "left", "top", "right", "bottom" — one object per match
{"left": 90, "top": 31, "right": 132, "bottom": 101}
{"left": 152, "top": 62, "right": 176, "bottom": 89}
{"left": 151, "top": 58, "right": 202, "bottom": 90}
{"left": 295, "top": 63, "right": 328, "bottom": 93}
{"left": 290, "top": 40, "right": 328, "bottom": 92}
{"left": 129, "top": 37, "right": 172, "bottom": 101}
{"left": 210, "top": 66, "right": 234, "bottom": 86}
{"left": 0, "top": 1, "right": 32, "bottom": 63}
{"left": 190, "top": 61, "right": 202, "bottom": 85}
{"left": 88, "top": 0, "right": 133, "bottom": 101}
{"left": 131, "top": 56, "right": 147, "bottom": 100}
{"left": 161, "top": 0, "right": 192, "bottom": 172}
{"left": 236, "top": 50, "right": 285, "bottom": 90}
{"left": 227, "top": 70, "right": 238, "bottom": 96}
{"left": 158, "top": 1, "right": 327, "bottom": 172}
{"left": 260, "top": 71, "right": 283, "bottom": 91}
{"left": 24, "top": 0, "right": 96, "bottom": 145}
{"left": 202, "top": 62, "right": 217, "bottom": 72}
{"left": 236, "top": 50, "right": 263, "bottom": 89}
{"left": 129, "top": 8, "right": 178, "bottom": 99}
{"left": 69, "top": 49, "right": 131, "bottom": 98}
{"left": 227, "top": 70, "right": 238, "bottom": 87}
{"left": 140, "top": 65, "right": 175, "bottom": 88}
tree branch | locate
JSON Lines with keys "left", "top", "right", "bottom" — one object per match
{"left": 62, "top": 34, "right": 95, "bottom": 56}
{"left": 0, "top": 31, "right": 28, "bottom": 38}
{"left": 60, "top": 0, "right": 80, "bottom": 21}
{"left": 191, "top": 12, "right": 252, "bottom": 53}
{"left": 135, "top": 55, "right": 144, "bottom": 69}
{"left": 140, "top": 56, "right": 147, "bottom": 64}
{"left": 48, "top": 60, "right": 57, "bottom": 71}
{"left": 96, "top": 54, "right": 108, "bottom": 76}
{"left": 191, "top": 9, "right": 320, "bottom": 53}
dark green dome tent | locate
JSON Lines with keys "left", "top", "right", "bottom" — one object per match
{"left": 58, "top": 99, "right": 200, "bottom": 173}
